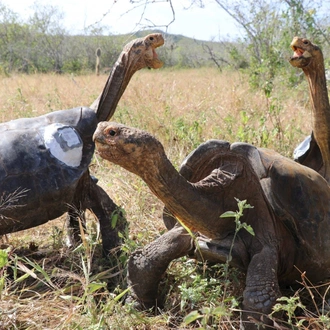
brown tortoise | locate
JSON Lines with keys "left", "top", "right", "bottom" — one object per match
{"left": 0, "top": 34, "right": 164, "bottom": 255}
{"left": 93, "top": 37, "right": 330, "bottom": 328}
{"left": 290, "top": 37, "right": 330, "bottom": 181}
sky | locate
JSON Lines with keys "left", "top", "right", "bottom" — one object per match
{"left": 2, "top": 0, "right": 241, "bottom": 41}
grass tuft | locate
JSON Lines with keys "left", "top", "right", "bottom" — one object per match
{"left": 0, "top": 68, "right": 325, "bottom": 329}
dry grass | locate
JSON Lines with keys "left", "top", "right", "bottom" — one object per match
{"left": 0, "top": 68, "right": 320, "bottom": 329}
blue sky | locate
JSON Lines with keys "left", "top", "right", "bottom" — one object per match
{"left": 3, "top": 0, "right": 241, "bottom": 41}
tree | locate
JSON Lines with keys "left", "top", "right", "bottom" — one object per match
{"left": 0, "top": 4, "right": 30, "bottom": 72}
{"left": 28, "top": 3, "right": 67, "bottom": 72}
{"left": 126, "top": 0, "right": 330, "bottom": 88}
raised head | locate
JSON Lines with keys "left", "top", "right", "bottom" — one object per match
{"left": 289, "top": 36, "right": 330, "bottom": 184}
{"left": 125, "top": 33, "right": 164, "bottom": 70}
{"left": 92, "top": 33, "right": 164, "bottom": 121}
{"left": 289, "top": 36, "right": 323, "bottom": 69}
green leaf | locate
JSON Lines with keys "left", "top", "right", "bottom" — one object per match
{"left": 220, "top": 211, "right": 236, "bottom": 218}
{"left": 0, "top": 277, "right": 5, "bottom": 293}
{"left": 24, "top": 257, "right": 56, "bottom": 288}
{"left": 241, "top": 223, "right": 255, "bottom": 236}
{"left": 114, "top": 287, "right": 130, "bottom": 302}
{"left": 14, "top": 273, "right": 30, "bottom": 283}
{"left": 183, "top": 310, "right": 203, "bottom": 325}
{"left": 0, "top": 249, "right": 8, "bottom": 268}
{"left": 87, "top": 282, "right": 106, "bottom": 294}
{"left": 212, "top": 305, "right": 228, "bottom": 316}
{"left": 111, "top": 213, "right": 118, "bottom": 229}
{"left": 200, "top": 307, "right": 211, "bottom": 314}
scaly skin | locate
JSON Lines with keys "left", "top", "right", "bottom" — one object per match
{"left": 94, "top": 121, "right": 330, "bottom": 328}
{"left": 290, "top": 37, "right": 330, "bottom": 183}
{"left": 91, "top": 33, "right": 164, "bottom": 120}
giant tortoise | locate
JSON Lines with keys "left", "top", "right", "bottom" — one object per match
{"left": 290, "top": 37, "right": 330, "bottom": 183}
{"left": 0, "top": 33, "right": 164, "bottom": 255}
{"left": 93, "top": 102, "right": 330, "bottom": 328}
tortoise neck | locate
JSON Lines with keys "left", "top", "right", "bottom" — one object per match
{"left": 141, "top": 155, "right": 220, "bottom": 238}
{"left": 303, "top": 59, "right": 330, "bottom": 183}
{"left": 92, "top": 51, "right": 142, "bottom": 122}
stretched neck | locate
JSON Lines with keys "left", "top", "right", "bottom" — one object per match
{"left": 91, "top": 51, "right": 143, "bottom": 121}
{"left": 139, "top": 155, "right": 222, "bottom": 238}
{"left": 303, "top": 60, "right": 330, "bottom": 183}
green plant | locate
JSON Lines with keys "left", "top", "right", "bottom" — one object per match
{"left": 2, "top": 67, "right": 328, "bottom": 329}
{"left": 51, "top": 225, "right": 64, "bottom": 249}
{"left": 179, "top": 274, "right": 222, "bottom": 311}
{"left": 174, "top": 117, "right": 204, "bottom": 149}
{"left": 182, "top": 198, "right": 254, "bottom": 328}
{"left": 220, "top": 199, "right": 255, "bottom": 263}
{"left": 0, "top": 248, "right": 10, "bottom": 297}
{"left": 270, "top": 272, "right": 330, "bottom": 329}
{"left": 271, "top": 296, "right": 306, "bottom": 327}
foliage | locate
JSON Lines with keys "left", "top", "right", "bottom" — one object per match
{"left": 181, "top": 198, "right": 254, "bottom": 329}
{"left": 220, "top": 199, "right": 255, "bottom": 240}
{"left": 0, "top": 66, "right": 328, "bottom": 328}
{"left": 201, "top": 0, "right": 330, "bottom": 91}
{"left": 0, "top": 248, "right": 9, "bottom": 297}
{"left": 0, "top": 2, "right": 123, "bottom": 74}
{"left": 0, "top": 1, "right": 235, "bottom": 74}
{"left": 2, "top": 0, "right": 330, "bottom": 77}
{"left": 180, "top": 265, "right": 240, "bottom": 329}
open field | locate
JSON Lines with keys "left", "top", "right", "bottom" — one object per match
{"left": 0, "top": 68, "right": 324, "bottom": 329}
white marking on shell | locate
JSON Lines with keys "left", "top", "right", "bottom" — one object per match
{"left": 293, "top": 135, "right": 311, "bottom": 160}
{"left": 43, "top": 123, "right": 83, "bottom": 167}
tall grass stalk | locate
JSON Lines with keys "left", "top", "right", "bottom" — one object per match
{"left": 0, "top": 68, "right": 320, "bottom": 329}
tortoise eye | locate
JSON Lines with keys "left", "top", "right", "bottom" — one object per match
{"left": 108, "top": 129, "right": 116, "bottom": 136}
{"left": 303, "top": 40, "right": 309, "bottom": 45}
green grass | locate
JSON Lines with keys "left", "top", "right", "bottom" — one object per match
{"left": 0, "top": 68, "right": 328, "bottom": 329}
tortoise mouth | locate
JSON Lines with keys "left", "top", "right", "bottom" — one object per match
{"left": 145, "top": 33, "right": 164, "bottom": 69}
{"left": 147, "top": 47, "right": 163, "bottom": 69}
{"left": 291, "top": 45, "right": 305, "bottom": 58}
{"left": 289, "top": 46, "right": 311, "bottom": 68}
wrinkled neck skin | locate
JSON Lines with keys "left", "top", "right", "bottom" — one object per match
{"left": 139, "top": 154, "right": 225, "bottom": 238}
{"left": 90, "top": 50, "right": 144, "bottom": 121}
{"left": 303, "top": 59, "right": 330, "bottom": 183}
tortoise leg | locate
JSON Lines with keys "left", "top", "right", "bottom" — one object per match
{"left": 127, "top": 224, "right": 194, "bottom": 309}
{"left": 66, "top": 172, "right": 92, "bottom": 247}
{"left": 66, "top": 206, "right": 87, "bottom": 247}
{"left": 194, "top": 236, "right": 247, "bottom": 269}
{"left": 88, "top": 181, "right": 127, "bottom": 255}
{"left": 66, "top": 172, "right": 127, "bottom": 256}
{"left": 242, "top": 246, "right": 281, "bottom": 329}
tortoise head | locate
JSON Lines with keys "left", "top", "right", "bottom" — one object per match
{"left": 93, "top": 121, "right": 164, "bottom": 177}
{"left": 289, "top": 36, "right": 322, "bottom": 69}
{"left": 94, "top": 33, "right": 164, "bottom": 121}
{"left": 135, "top": 33, "right": 164, "bottom": 69}
{"left": 122, "top": 33, "right": 164, "bottom": 71}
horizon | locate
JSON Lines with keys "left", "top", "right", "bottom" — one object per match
{"left": 2, "top": 0, "right": 241, "bottom": 41}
